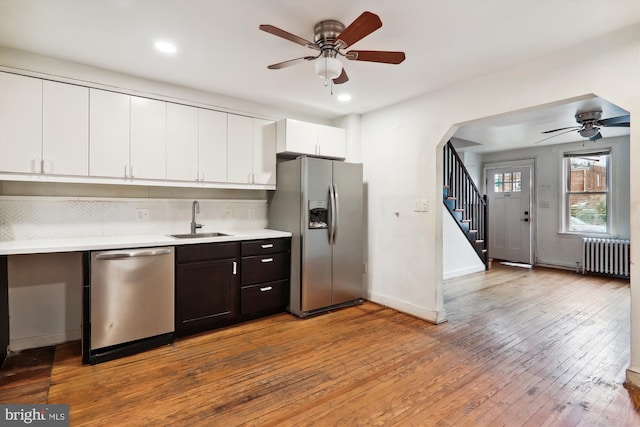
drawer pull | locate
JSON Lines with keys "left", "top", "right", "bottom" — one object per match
{"left": 261, "top": 258, "right": 274, "bottom": 263}
{"left": 260, "top": 286, "right": 273, "bottom": 292}
{"left": 261, "top": 244, "right": 274, "bottom": 249}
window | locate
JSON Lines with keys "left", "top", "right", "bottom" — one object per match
{"left": 493, "top": 171, "right": 522, "bottom": 192}
{"left": 563, "top": 150, "right": 610, "bottom": 234}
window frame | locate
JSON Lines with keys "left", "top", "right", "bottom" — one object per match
{"left": 561, "top": 148, "right": 612, "bottom": 236}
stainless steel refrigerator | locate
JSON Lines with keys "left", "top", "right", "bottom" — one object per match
{"left": 269, "top": 157, "right": 363, "bottom": 317}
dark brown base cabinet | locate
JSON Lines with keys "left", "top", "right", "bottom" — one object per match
{"left": 240, "top": 238, "right": 291, "bottom": 317}
{"left": 175, "top": 238, "right": 291, "bottom": 338}
{"left": 0, "top": 256, "right": 8, "bottom": 367}
{"left": 175, "top": 242, "right": 239, "bottom": 337}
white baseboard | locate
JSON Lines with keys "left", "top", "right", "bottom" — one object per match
{"left": 9, "top": 329, "right": 81, "bottom": 352}
{"left": 443, "top": 264, "right": 486, "bottom": 280}
{"left": 369, "top": 292, "right": 447, "bottom": 324}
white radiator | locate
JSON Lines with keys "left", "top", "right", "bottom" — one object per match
{"left": 582, "top": 238, "right": 630, "bottom": 278}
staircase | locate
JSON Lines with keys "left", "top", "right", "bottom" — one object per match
{"left": 443, "top": 141, "right": 489, "bottom": 269}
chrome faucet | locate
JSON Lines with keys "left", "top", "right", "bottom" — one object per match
{"left": 190, "top": 201, "right": 204, "bottom": 234}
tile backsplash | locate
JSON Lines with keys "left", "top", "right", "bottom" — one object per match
{"left": 0, "top": 196, "right": 268, "bottom": 241}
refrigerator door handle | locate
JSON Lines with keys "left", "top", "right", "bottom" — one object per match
{"left": 333, "top": 184, "right": 339, "bottom": 244}
{"left": 329, "top": 184, "right": 336, "bottom": 245}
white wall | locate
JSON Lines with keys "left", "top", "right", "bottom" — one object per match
{"left": 360, "top": 25, "right": 640, "bottom": 383}
{"left": 479, "top": 135, "right": 630, "bottom": 269}
{"left": 442, "top": 205, "right": 485, "bottom": 279}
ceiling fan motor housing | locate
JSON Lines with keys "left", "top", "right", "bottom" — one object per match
{"left": 314, "top": 20, "right": 345, "bottom": 52}
{"left": 575, "top": 111, "right": 602, "bottom": 124}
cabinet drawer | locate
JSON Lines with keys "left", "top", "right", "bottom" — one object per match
{"left": 241, "top": 238, "right": 290, "bottom": 256}
{"left": 176, "top": 242, "right": 238, "bottom": 263}
{"left": 240, "top": 280, "right": 288, "bottom": 315}
{"left": 241, "top": 252, "right": 289, "bottom": 285}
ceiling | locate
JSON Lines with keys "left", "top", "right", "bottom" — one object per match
{"left": 0, "top": 0, "right": 637, "bottom": 150}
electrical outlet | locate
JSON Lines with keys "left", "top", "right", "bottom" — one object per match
{"left": 224, "top": 208, "right": 232, "bottom": 218}
{"left": 136, "top": 208, "right": 150, "bottom": 222}
{"left": 248, "top": 208, "right": 256, "bottom": 219}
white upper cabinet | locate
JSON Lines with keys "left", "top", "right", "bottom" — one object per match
{"left": 317, "top": 124, "right": 346, "bottom": 159}
{"left": 130, "top": 96, "right": 166, "bottom": 180}
{"left": 0, "top": 73, "right": 42, "bottom": 173}
{"left": 89, "top": 89, "right": 130, "bottom": 178}
{"left": 198, "top": 109, "right": 227, "bottom": 183}
{"left": 276, "top": 118, "right": 317, "bottom": 155}
{"left": 252, "top": 118, "right": 276, "bottom": 185}
{"left": 276, "top": 118, "right": 346, "bottom": 159}
{"left": 227, "top": 114, "right": 253, "bottom": 184}
{"left": 0, "top": 71, "right": 272, "bottom": 189}
{"left": 167, "top": 103, "right": 198, "bottom": 181}
{"left": 42, "top": 81, "right": 89, "bottom": 176}
{"left": 228, "top": 115, "right": 276, "bottom": 186}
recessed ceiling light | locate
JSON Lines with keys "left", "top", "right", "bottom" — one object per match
{"left": 154, "top": 41, "right": 177, "bottom": 54}
{"left": 337, "top": 94, "right": 352, "bottom": 102}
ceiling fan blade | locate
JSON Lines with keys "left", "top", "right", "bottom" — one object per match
{"left": 541, "top": 126, "right": 581, "bottom": 134}
{"left": 589, "top": 131, "right": 603, "bottom": 142}
{"left": 259, "top": 24, "right": 319, "bottom": 50}
{"left": 598, "top": 114, "right": 630, "bottom": 126}
{"left": 333, "top": 68, "right": 349, "bottom": 85}
{"left": 267, "top": 56, "right": 317, "bottom": 70}
{"left": 335, "top": 11, "right": 382, "bottom": 49}
{"left": 345, "top": 50, "right": 406, "bottom": 64}
{"left": 534, "top": 128, "right": 578, "bottom": 144}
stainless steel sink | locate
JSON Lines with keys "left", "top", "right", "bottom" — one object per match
{"left": 169, "top": 232, "right": 229, "bottom": 239}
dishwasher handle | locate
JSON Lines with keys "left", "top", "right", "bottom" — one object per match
{"left": 95, "top": 248, "right": 172, "bottom": 260}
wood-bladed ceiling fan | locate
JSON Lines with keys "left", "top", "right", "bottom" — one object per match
{"left": 259, "top": 11, "right": 406, "bottom": 86}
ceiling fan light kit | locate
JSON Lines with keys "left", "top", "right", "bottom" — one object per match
{"left": 260, "top": 11, "right": 406, "bottom": 90}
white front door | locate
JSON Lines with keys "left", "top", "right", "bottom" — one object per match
{"left": 487, "top": 166, "right": 532, "bottom": 263}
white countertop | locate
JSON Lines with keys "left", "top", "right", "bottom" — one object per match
{"left": 0, "top": 229, "right": 291, "bottom": 255}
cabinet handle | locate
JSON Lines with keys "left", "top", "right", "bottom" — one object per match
{"left": 261, "top": 244, "right": 274, "bottom": 249}
{"left": 261, "top": 258, "right": 274, "bottom": 263}
{"left": 130, "top": 164, "right": 134, "bottom": 178}
{"left": 260, "top": 286, "right": 273, "bottom": 292}
{"left": 232, "top": 261, "right": 237, "bottom": 275}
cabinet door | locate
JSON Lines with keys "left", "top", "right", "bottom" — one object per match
{"left": 252, "top": 119, "right": 276, "bottom": 185}
{"left": 42, "top": 81, "right": 89, "bottom": 176}
{"left": 277, "top": 119, "right": 317, "bottom": 156}
{"left": 166, "top": 103, "right": 198, "bottom": 181}
{"left": 318, "top": 124, "right": 346, "bottom": 159}
{"left": 175, "top": 258, "right": 238, "bottom": 336}
{"left": 89, "top": 89, "right": 130, "bottom": 178}
{"left": 0, "top": 73, "right": 42, "bottom": 173}
{"left": 130, "top": 96, "right": 166, "bottom": 180}
{"left": 227, "top": 114, "right": 253, "bottom": 184}
{"left": 198, "top": 109, "right": 227, "bottom": 183}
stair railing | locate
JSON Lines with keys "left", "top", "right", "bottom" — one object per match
{"left": 443, "top": 141, "right": 488, "bottom": 268}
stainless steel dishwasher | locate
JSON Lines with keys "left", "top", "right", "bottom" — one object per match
{"left": 84, "top": 246, "right": 175, "bottom": 364}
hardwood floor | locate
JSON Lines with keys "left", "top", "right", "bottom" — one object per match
{"left": 2, "top": 263, "right": 640, "bottom": 425}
